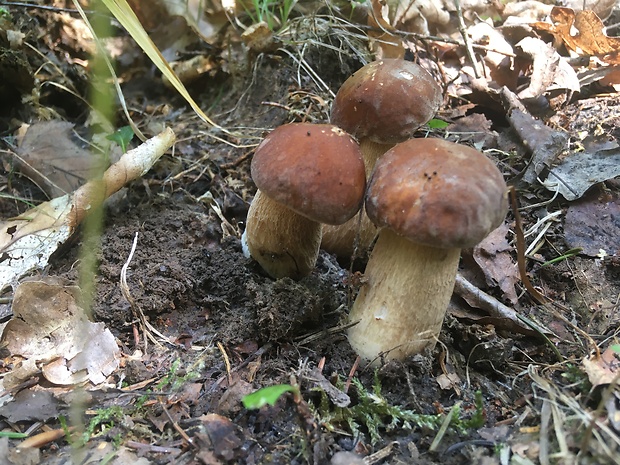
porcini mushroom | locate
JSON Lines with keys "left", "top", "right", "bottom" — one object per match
{"left": 242, "top": 123, "right": 366, "bottom": 280}
{"left": 323, "top": 58, "right": 443, "bottom": 258}
{"left": 347, "top": 138, "right": 508, "bottom": 363}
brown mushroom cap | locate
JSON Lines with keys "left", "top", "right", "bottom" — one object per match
{"left": 251, "top": 123, "right": 366, "bottom": 225}
{"left": 365, "top": 138, "right": 508, "bottom": 249}
{"left": 330, "top": 59, "right": 443, "bottom": 145}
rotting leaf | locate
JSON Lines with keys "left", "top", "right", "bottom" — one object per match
{"left": 468, "top": 22, "right": 517, "bottom": 90}
{"left": 0, "top": 388, "right": 60, "bottom": 423}
{"left": 543, "top": 143, "right": 620, "bottom": 200}
{"left": 563, "top": 191, "right": 620, "bottom": 256}
{"left": 508, "top": 108, "right": 569, "bottom": 184}
{"left": 15, "top": 121, "right": 104, "bottom": 198}
{"left": 0, "top": 279, "right": 120, "bottom": 388}
{"left": 472, "top": 224, "right": 520, "bottom": 305}
{"left": 515, "top": 37, "right": 560, "bottom": 100}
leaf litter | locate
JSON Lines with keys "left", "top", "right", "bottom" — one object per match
{"left": 1, "top": 0, "right": 620, "bottom": 464}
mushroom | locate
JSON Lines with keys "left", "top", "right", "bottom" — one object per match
{"left": 347, "top": 138, "right": 508, "bottom": 363}
{"left": 322, "top": 58, "right": 443, "bottom": 259}
{"left": 242, "top": 123, "right": 366, "bottom": 280}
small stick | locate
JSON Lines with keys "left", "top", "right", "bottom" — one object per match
{"left": 453, "top": 0, "right": 480, "bottom": 78}
{"left": 453, "top": 273, "right": 549, "bottom": 336}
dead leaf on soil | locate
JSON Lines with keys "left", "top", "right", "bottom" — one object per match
{"left": 468, "top": 22, "right": 517, "bottom": 90}
{"left": 0, "top": 279, "right": 120, "bottom": 388}
{"left": 367, "top": 0, "right": 405, "bottom": 58}
{"left": 564, "top": 191, "right": 620, "bottom": 256}
{"left": 446, "top": 113, "right": 498, "bottom": 149}
{"left": 436, "top": 372, "right": 461, "bottom": 391}
{"left": 194, "top": 413, "right": 244, "bottom": 464}
{"left": 534, "top": 7, "right": 620, "bottom": 64}
{"left": 515, "top": 37, "right": 561, "bottom": 100}
{"left": 542, "top": 142, "right": 620, "bottom": 201}
{"left": 472, "top": 224, "right": 520, "bottom": 305}
{"left": 392, "top": 0, "right": 450, "bottom": 36}
{"left": 14, "top": 121, "right": 103, "bottom": 198}
{"left": 0, "top": 128, "right": 176, "bottom": 292}
{"left": 502, "top": 1, "right": 554, "bottom": 24}
{"left": 582, "top": 345, "right": 620, "bottom": 387}
{"left": 0, "top": 388, "right": 60, "bottom": 423}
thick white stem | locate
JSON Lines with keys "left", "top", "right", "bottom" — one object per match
{"left": 347, "top": 228, "right": 461, "bottom": 363}
{"left": 244, "top": 190, "right": 321, "bottom": 280}
{"left": 321, "top": 139, "right": 393, "bottom": 259}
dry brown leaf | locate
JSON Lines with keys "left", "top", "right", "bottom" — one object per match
{"left": 502, "top": 1, "right": 553, "bottom": 24}
{"left": 472, "top": 224, "right": 520, "bottom": 305}
{"left": 582, "top": 345, "right": 620, "bottom": 387}
{"left": 534, "top": 7, "right": 620, "bottom": 64}
{"left": 515, "top": 36, "right": 560, "bottom": 100}
{"left": 564, "top": 191, "right": 620, "bottom": 256}
{"left": 564, "top": 0, "right": 617, "bottom": 20}
{"left": 392, "top": 0, "right": 450, "bottom": 36}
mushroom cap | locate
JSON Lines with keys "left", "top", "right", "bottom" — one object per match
{"left": 330, "top": 59, "right": 443, "bottom": 145}
{"left": 251, "top": 123, "right": 366, "bottom": 225}
{"left": 365, "top": 138, "right": 508, "bottom": 248}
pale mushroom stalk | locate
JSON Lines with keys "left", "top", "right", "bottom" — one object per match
{"left": 243, "top": 190, "right": 322, "bottom": 280}
{"left": 347, "top": 229, "right": 461, "bottom": 361}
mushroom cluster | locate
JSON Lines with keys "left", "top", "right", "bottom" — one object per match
{"left": 241, "top": 59, "right": 508, "bottom": 366}
{"left": 242, "top": 123, "right": 366, "bottom": 280}
{"left": 322, "top": 59, "right": 443, "bottom": 259}
{"left": 347, "top": 138, "right": 509, "bottom": 364}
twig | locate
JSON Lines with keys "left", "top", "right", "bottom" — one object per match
{"left": 453, "top": 273, "right": 548, "bottom": 336}
{"left": 126, "top": 441, "right": 182, "bottom": 455}
{"left": 344, "top": 356, "right": 360, "bottom": 394}
{"left": 510, "top": 187, "right": 549, "bottom": 306}
{"left": 364, "top": 441, "right": 399, "bottom": 465}
{"left": 452, "top": 0, "right": 480, "bottom": 78}
{"left": 160, "top": 401, "right": 196, "bottom": 449}
{"left": 217, "top": 341, "right": 233, "bottom": 386}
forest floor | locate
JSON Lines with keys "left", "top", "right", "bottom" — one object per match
{"left": 1, "top": 1, "right": 620, "bottom": 464}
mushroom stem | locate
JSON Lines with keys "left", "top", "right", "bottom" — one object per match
{"left": 347, "top": 228, "right": 461, "bottom": 363}
{"left": 244, "top": 190, "right": 322, "bottom": 279}
{"left": 321, "top": 139, "right": 393, "bottom": 259}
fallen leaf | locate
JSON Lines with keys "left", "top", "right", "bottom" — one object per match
{"left": 0, "top": 388, "right": 60, "bottom": 423}
{"left": 515, "top": 37, "right": 560, "bottom": 100}
{"left": 468, "top": 22, "right": 517, "bottom": 89}
{"left": 0, "top": 279, "right": 120, "bottom": 387}
{"left": 15, "top": 121, "right": 102, "bottom": 198}
{"left": 543, "top": 143, "right": 620, "bottom": 200}
{"left": 564, "top": 0, "right": 616, "bottom": 19}
{"left": 582, "top": 345, "right": 620, "bottom": 387}
{"left": 436, "top": 372, "right": 461, "bottom": 391}
{"left": 472, "top": 224, "right": 520, "bottom": 305}
{"left": 194, "top": 413, "right": 244, "bottom": 463}
{"left": 564, "top": 191, "right": 620, "bottom": 256}
{"left": 509, "top": 108, "right": 569, "bottom": 184}
{"left": 534, "top": 7, "right": 620, "bottom": 64}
